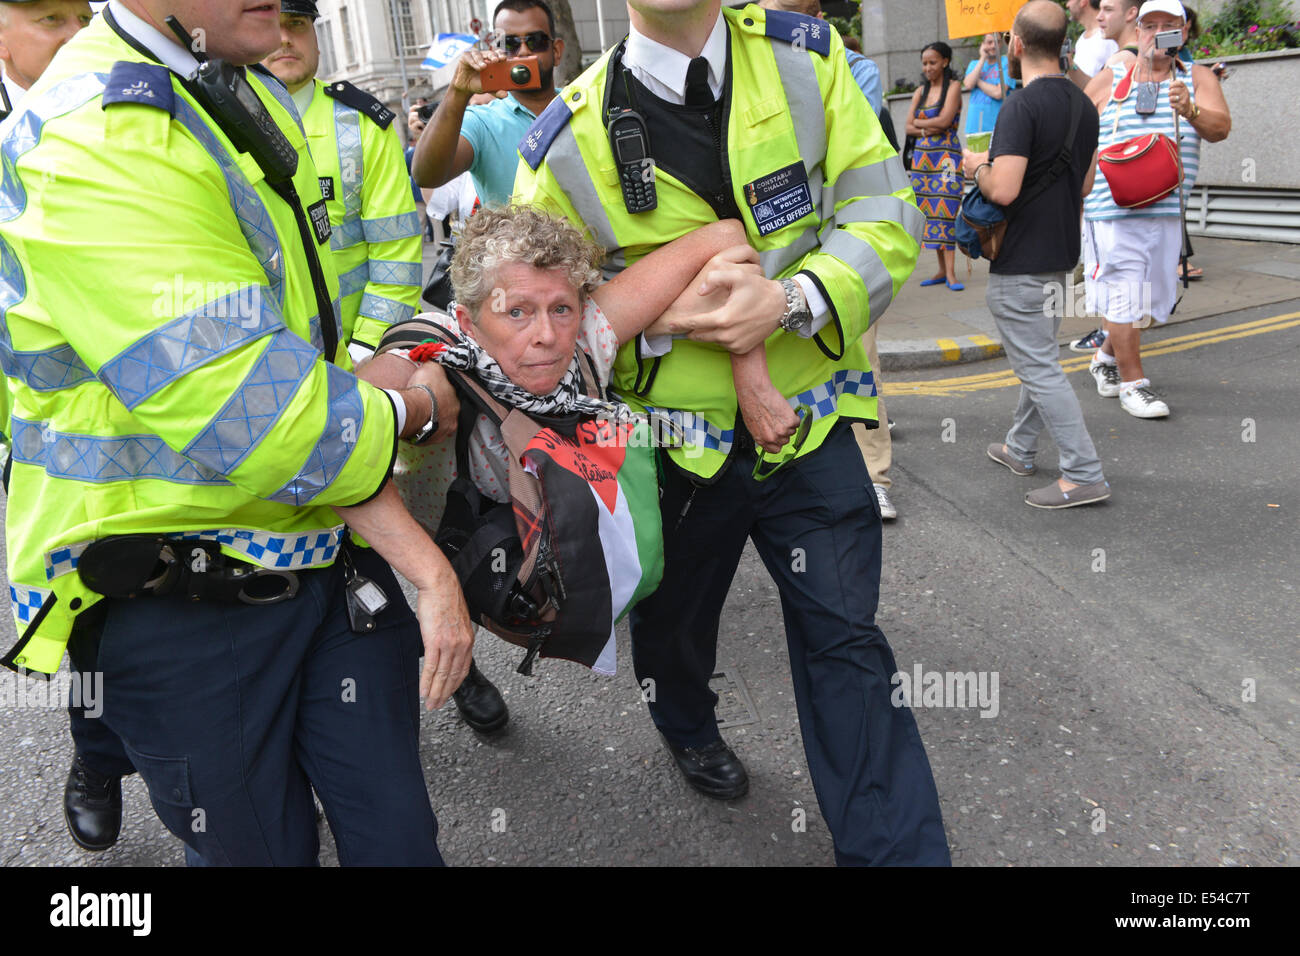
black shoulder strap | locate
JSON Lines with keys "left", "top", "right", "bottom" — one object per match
{"left": 322, "top": 79, "right": 395, "bottom": 129}
{"left": 1006, "top": 87, "right": 1084, "bottom": 218}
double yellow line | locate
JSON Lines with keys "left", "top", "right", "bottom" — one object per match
{"left": 883, "top": 312, "right": 1300, "bottom": 398}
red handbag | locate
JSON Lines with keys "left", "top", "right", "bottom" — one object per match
{"left": 1097, "top": 67, "right": 1184, "bottom": 209}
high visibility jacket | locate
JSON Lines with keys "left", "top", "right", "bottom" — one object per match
{"left": 0, "top": 15, "right": 398, "bottom": 674}
{"left": 301, "top": 78, "right": 422, "bottom": 349}
{"left": 513, "top": 6, "right": 922, "bottom": 480}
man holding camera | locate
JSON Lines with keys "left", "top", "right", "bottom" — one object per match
{"left": 261, "top": 0, "right": 422, "bottom": 355}
{"left": 1079, "top": 0, "right": 1229, "bottom": 419}
{"left": 411, "top": 0, "right": 563, "bottom": 206}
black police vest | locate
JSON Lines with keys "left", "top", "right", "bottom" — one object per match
{"left": 607, "top": 52, "right": 741, "bottom": 222}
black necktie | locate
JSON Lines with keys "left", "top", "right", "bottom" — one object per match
{"left": 684, "top": 56, "right": 713, "bottom": 106}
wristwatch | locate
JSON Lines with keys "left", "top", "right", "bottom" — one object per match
{"left": 409, "top": 384, "right": 439, "bottom": 445}
{"left": 779, "top": 277, "right": 812, "bottom": 334}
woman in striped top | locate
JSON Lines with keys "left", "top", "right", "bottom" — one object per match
{"left": 1079, "top": 0, "right": 1229, "bottom": 420}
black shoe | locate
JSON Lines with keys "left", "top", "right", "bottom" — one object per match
{"left": 663, "top": 737, "right": 749, "bottom": 800}
{"left": 64, "top": 754, "right": 122, "bottom": 851}
{"left": 452, "top": 659, "right": 509, "bottom": 735}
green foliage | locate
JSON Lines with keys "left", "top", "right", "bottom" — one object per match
{"left": 1196, "top": 0, "right": 1299, "bottom": 56}
{"left": 885, "top": 78, "right": 918, "bottom": 96}
{"left": 826, "top": 15, "right": 860, "bottom": 42}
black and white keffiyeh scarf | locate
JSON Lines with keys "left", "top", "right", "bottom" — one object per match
{"left": 406, "top": 322, "right": 641, "bottom": 425}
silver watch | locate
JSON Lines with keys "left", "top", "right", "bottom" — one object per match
{"left": 409, "top": 384, "right": 439, "bottom": 445}
{"left": 779, "top": 277, "right": 812, "bottom": 333}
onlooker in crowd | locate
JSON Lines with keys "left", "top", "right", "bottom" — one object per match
{"left": 408, "top": 102, "right": 436, "bottom": 241}
{"left": 964, "top": 0, "right": 1109, "bottom": 509}
{"left": 412, "top": 0, "right": 563, "bottom": 205}
{"left": 1069, "top": 0, "right": 1118, "bottom": 84}
{"left": 1071, "top": 0, "right": 1142, "bottom": 353}
{"left": 841, "top": 34, "right": 882, "bottom": 114}
{"left": 907, "top": 41, "right": 965, "bottom": 290}
{"left": 1080, "top": 0, "right": 1230, "bottom": 418}
{"left": 0, "top": 0, "right": 91, "bottom": 119}
{"left": 962, "top": 32, "right": 1014, "bottom": 137}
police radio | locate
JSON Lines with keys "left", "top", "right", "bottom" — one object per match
{"left": 165, "top": 16, "right": 298, "bottom": 184}
{"left": 608, "top": 109, "right": 656, "bottom": 214}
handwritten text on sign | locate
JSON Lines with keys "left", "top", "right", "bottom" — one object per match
{"left": 944, "top": 0, "right": 1025, "bottom": 39}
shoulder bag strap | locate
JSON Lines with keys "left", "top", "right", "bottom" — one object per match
{"left": 1006, "top": 86, "right": 1085, "bottom": 218}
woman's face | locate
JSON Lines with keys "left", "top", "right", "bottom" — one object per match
{"left": 456, "top": 262, "right": 583, "bottom": 396}
{"left": 980, "top": 34, "right": 998, "bottom": 58}
{"left": 921, "top": 48, "right": 947, "bottom": 82}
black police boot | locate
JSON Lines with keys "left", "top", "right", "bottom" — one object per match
{"left": 64, "top": 754, "right": 123, "bottom": 851}
{"left": 663, "top": 737, "right": 749, "bottom": 800}
{"left": 452, "top": 659, "right": 509, "bottom": 735}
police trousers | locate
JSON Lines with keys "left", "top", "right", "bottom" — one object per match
{"left": 81, "top": 542, "right": 441, "bottom": 865}
{"left": 630, "top": 423, "right": 950, "bottom": 865}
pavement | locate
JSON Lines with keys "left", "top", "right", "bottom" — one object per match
{"left": 875, "top": 235, "right": 1300, "bottom": 370}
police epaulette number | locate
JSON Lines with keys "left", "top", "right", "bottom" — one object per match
{"left": 101, "top": 61, "right": 176, "bottom": 116}
{"left": 323, "top": 80, "right": 395, "bottom": 129}
{"left": 519, "top": 95, "right": 575, "bottom": 171}
{"left": 761, "top": 8, "right": 831, "bottom": 56}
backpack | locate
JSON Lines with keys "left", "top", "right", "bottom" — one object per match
{"left": 955, "top": 89, "right": 1084, "bottom": 262}
{"left": 376, "top": 318, "right": 665, "bottom": 676}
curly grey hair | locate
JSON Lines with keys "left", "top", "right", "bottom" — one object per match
{"left": 450, "top": 204, "right": 604, "bottom": 319}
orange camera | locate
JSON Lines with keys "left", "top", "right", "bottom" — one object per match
{"left": 480, "top": 56, "right": 542, "bottom": 92}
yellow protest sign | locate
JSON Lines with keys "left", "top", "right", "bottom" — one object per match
{"left": 944, "top": 0, "right": 1026, "bottom": 39}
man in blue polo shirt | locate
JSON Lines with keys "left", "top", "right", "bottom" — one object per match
{"left": 411, "top": 0, "right": 563, "bottom": 205}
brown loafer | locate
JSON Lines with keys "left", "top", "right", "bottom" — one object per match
{"left": 1025, "top": 480, "right": 1111, "bottom": 509}
{"left": 986, "top": 443, "right": 1035, "bottom": 477}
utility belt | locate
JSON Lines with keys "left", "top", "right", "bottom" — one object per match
{"left": 77, "top": 535, "right": 300, "bottom": 605}
{"left": 76, "top": 533, "right": 391, "bottom": 633}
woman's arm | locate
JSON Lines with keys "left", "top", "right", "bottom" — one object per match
{"left": 932, "top": 77, "right": 962, "bottom": 130}
{"left": 590, "top": 218, "right": 752, "bottom": 345}
{"left": 903, "top": 87, "right": 926, "bottom": 136}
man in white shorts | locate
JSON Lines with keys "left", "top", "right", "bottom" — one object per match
{"left": 1079, "top": 0, "right": 1230, "bottom": 418}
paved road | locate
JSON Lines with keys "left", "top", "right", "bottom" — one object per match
{"left": 1, "top": 301, "right": 1295, "bottom": 866}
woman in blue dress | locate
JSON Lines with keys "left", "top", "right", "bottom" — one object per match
{"left": 906, "top": 41, "right": 964, "bottom": 290}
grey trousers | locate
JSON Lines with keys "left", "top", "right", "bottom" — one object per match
{"left": 987, "top": 271, "right": 1105, "bottom": 485}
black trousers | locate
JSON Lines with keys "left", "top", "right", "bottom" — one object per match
{"left": 630, "top": 424, "right": 950, "bottom": 865}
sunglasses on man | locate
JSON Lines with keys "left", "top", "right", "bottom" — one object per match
{"left": 498, "top": 30, "right": 552, "bottom": 53}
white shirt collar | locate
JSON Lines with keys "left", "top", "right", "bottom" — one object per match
{"left": 623, "top": 10, "right": 727, "bottom": 104}
{"left": 290, "top": 80, "right": 315, "bottom": 118}
{"left": 107, "top": 0, "right": 201, "bottom": 78}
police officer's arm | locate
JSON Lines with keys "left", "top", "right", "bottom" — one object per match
{"left": 45, "top": 107, "right": 398, "bottom": 513}
{"left": 349, "top": 120, "right": 424, "bottom": 350}
{"left": 410, "top": 47, "right": 508, "bottom": 188}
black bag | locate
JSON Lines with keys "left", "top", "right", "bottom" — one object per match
{"left": 421, "top": 238, "right": 455, "bottom": 310}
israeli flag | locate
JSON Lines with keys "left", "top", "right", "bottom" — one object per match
{"left": 422, "top": 33, "right": 479, "bottom": 71}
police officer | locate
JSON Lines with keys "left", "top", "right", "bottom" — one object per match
{"left": 515, "top": 0, "right": 951, "bottom": 864}
{"left": 0, "top": 0, "right": 92, "bottom": 120}
{"left": 260, "top": 0, "right": 421, "bottom": 354}
{"left": 2, "top": 0, "right": 473, "bottom": 865}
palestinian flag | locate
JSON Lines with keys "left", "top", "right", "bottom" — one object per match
{"left": 519, "top": 416, "right": 663, "bottom": 675}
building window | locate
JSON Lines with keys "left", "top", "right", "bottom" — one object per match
{"left": 339, "top": 5, "right": 357, "bottom": 66}
{"left": 393, "top": 0, "right": 420, "bottom": 55}
{"left": 316, "top": 18, "right": 338, "bottom": 79}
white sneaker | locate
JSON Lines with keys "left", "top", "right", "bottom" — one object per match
{"left": 874, "top": 483, "right": 897, "bottom": 520}
{"left": 1089, "top": 360, "right": 1121, "bottom": 398}
{"left": 1119, "top": 383, "right": 1170, "bottom": 418}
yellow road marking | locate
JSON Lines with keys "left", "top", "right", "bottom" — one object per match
{"left": 885, "top": 312, "right": 1300, "bottom": 397}
{"left": 935, "top": 337, "right": 961, "bottom": 362}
